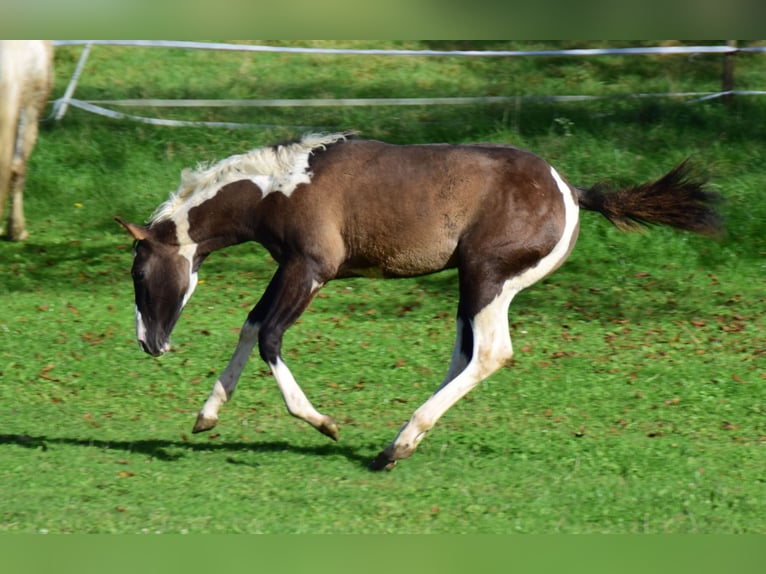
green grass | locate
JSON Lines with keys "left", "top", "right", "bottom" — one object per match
{"left": 1, "top": 41, "right": 764, "bottom": 533}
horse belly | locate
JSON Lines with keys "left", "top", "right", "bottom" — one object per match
{"left": 341, "top": 234, "right": 459, "bottom": 278}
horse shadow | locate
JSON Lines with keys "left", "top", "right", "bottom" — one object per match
{"left": 0, "top": 432, "right": 376, "bottom": 469}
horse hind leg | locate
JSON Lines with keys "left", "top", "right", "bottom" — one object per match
{"left": 8, "top": 167, "right": 29, "bottom": 241}
{"left": 7, "top": 104, "right": 42, "bottom": 240}
{"left": 441, "top": 316, "right": 472, "bottom": 385}
{"left": 0, "top": 86, "right": 19, "bottom": 239}
{"left": 370, "top": 278, "right": 518, "bottom": 470}
{"left": 7, "top": 42, "right": 53, "bottom": 241}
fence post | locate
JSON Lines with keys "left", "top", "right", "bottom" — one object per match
{"left": 721, "top": 40, "right": 737, "bottom": 105}
{"left": 53, "top": 42, "right": 93, "bottom": 121}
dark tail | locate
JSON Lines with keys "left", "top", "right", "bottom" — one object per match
{"left": 575, "top": 160, "right": 723, "bottom": 237}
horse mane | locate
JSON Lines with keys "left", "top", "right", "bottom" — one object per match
{"left": 149, "top": 131, "right": 353, "bottom": 224}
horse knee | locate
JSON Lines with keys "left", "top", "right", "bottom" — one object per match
{"left": 258, "top": 330, "right": 281, "bottom": 365}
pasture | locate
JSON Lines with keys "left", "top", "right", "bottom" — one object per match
{"left": 0, "top": 41, "right": 764, "bottom": 533}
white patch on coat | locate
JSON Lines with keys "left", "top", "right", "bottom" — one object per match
{"left": 504, "top": 166, "right": 579, "bottom": 293}
{"left": 135, "top": 308, "right": 147, "bottom": 349}
{"left": 178, "top": 242, "right": 198, "bottom": 308}
{"left": 465, "top": 165, "right": 578, "bottom": 364}
{"left": 181, "top": 271, "right": 198, "bottom": 308}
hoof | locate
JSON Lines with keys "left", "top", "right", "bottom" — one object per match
{"left": 7, "top": 230, "right": 29, "bottom": 241}
{"left": 368, "top": 450, "right": 397, "bottom": 471}
{"left": 317, "top": 417, "right": 340, "bottom": 442}
{"left": 192, "top": 413, "right": 218, "bottom": 434}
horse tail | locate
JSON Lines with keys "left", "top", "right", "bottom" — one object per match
{"left": 575, "top": 160, "right": 723, "bottom": 237}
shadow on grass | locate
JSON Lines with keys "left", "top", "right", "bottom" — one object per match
{"left": 0, "top": 433, "right": 377, "bottom": 469}
{"left": 0, "top": 239, "right": 129, "bottom": 293}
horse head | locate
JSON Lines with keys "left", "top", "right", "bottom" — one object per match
{"left": 116, "top": 217, "right": 199, "bottom": 356}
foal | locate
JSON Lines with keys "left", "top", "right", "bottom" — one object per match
{"left": 0, "top": 40, "right": 53, "bottom": 241}
{"left": 117, "top": 133, "right": 721, "bottom": 470}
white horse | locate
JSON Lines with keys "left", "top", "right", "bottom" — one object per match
{"left": 0, "top": 40, "right": 53, "bottom": 241}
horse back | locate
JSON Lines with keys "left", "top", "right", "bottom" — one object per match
{"left": 0, "top": 41, "right": 53, "bottom": 114}
{"left": 0, "top": 40, "right": 53, "bottom": 181}
{"left": 296, "top": 139, "right": 570, "bottom": 278}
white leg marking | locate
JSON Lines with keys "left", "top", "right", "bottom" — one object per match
{"left": 270, "top": 358, "right": 328, "bottom": 426}
{"left": 198, "top": 321, "right": 259, "bottom": 422}
{"left": 387, "top": 284, "right": 518, "bottom": 460}
{"left": 269, "top": 357, "right": 339, "bottom": 440}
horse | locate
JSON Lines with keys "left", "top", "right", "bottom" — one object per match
{"left": 0, "top": 40, "right": 54, "bottom": 241}
{"left": 116, "top": 132, "right": 721, "bottom": 470}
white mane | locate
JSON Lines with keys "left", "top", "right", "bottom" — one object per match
{"left": 149, "top": 132, "right": 352, "bottom": 224}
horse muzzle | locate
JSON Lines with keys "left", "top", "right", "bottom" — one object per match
{"left": 135, "top": 308, "right": 171, "bottom": 356}
{"left": 138, "top": 338, "right": 171, "bottom": 357}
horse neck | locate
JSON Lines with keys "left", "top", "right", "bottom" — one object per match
{"left": 176, "top": 179, "right": 265, "bottom": 260}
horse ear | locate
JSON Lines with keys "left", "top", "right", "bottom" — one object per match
{"left": 115, "top": 216, "right": 151, "bottom": 241}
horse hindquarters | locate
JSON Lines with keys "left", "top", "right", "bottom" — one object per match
{"left": 0, "top": 41, "right": 53, "bottom": 240}
{"left": 0, "top": 51, "right": 20, "bottom": 237}
{"left": 370, "top": 166, "right": 580, "bottom": 470}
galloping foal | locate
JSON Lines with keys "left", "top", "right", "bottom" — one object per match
{"left": 117, "top": 133, "right": 721, "bottom": 470}
{"left": 0, "top": 40, "right": 53, "bottom": 241}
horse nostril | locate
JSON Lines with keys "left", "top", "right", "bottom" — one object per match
{"left": 138, "top": 338, "right": 169, "bottom": 357}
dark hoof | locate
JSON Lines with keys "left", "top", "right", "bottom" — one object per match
{"left": 318, "top": 417, "right": 340, "bottom": 442}
{"left": 192, "top": 414, "right": 217, "bottom": 434}
{"left": 368, "top": 451, "right": 397, "bottom": 471}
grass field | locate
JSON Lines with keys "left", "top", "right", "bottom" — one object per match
{"left": 1, "top": 41, "right": 764, "bottom": 533}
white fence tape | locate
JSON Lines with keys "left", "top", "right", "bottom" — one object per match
{"left": 59, "top": 98, "right": 328, "bottom": 130}
{"left": 50, "top": 41, "right": 765, "bottom": 128}
{"left": 52, "top": 41, "right": 92, "bottom": 121}
{"left": 50, "top": 40, "right": 766, "bottom": 57}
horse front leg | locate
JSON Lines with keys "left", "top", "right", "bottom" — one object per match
{"left": 267, "top": 355, "right": 339, "bottom": 441}
{"left": 192, "top": 320, "right": 259, "bottom": 433}
{"left": 257, "top": 263, "right": 339, "bottom": 441}
{"left": 194, "top": 263, "right": 338, "bottom": 441}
